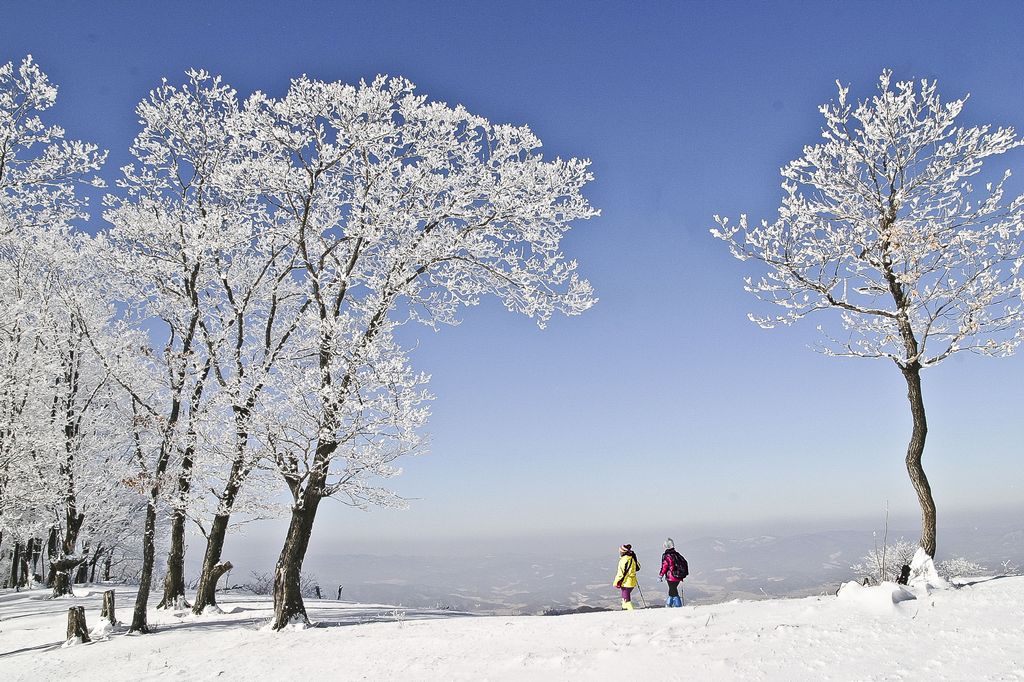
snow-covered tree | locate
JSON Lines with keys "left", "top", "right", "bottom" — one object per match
{"left": 713, "top": 71, "right": 1024, "bottom": 560}
{"left": 232, "top": 74, "right": 599, "bottom": 629}
{"left": 90, "top": 70, "right": 248, "bottom": 627}
{"left": 97, "top": 71, "right": 309, "bottom": 617}
{"left": 0, "top": 55, "right": 107, "bottom": 594}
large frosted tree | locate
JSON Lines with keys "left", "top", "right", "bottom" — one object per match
{"left": 233, "top": 74, "right": 599, "bottom": 628}
{"left": 713, "top": 71, "right": 1024, "bottom": 561}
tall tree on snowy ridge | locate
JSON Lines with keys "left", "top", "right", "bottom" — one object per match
{"left": 231, "top": 74, "right": 599, "bottom": 629}
{"left": 713, "top": 71, "right": 1024, "bottom": 562}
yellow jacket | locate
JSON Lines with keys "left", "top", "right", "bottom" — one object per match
{"left": 614, "top": 554, "right": 639, "bottom": 588}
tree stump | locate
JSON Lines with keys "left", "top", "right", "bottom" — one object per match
{"left": 101, "top": 590, "right": 117, "bottom": 625}
{"left": 66, "top": 606, "right": 91, "bottom": 643}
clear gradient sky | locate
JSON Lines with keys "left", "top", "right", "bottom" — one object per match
{"left": 3, "top": 1, "right": 1022, "bottom": 556}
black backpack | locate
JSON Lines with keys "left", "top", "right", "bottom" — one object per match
{"left": 668, "top": 549, "right": 689, "bottom": 580}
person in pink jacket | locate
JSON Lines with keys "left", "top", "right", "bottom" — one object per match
{"left": 659, "top": 538, "right": 688, "bottom": 607}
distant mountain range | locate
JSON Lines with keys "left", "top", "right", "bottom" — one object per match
{"left": 275, "top": 524, "right": 1024, "bottom": 614}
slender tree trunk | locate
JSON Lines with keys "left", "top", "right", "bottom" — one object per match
{"left": 45, "top": 527, "right": 57, "bottom": 586}
{"left": 19, "top": 553, "right": 29, "bottom": 587}
{"left": 158, "top": 506, "right": 190, "bottom": 609}
{"left": 900, "top": 362, "right": 936, "bottom": 557}
{"left": 159, "top": 363, "right": 208, "bottom": 609}
{"left": 129, "top": 496, "right": 158, "bottom": 633}
{"left": 74, "top": 541, "right": 90, "bottom": 584}
{"left": 88, "top": 544, "right": 103, "bottom": 583}
{"left": 11, "top": 541, "right": 21, "bottom": 590}
{"left": 271, "top": 487, "right": 323, "bottom": 630}
{"left": 192, "top": 513, "right": 231, "bottom": 614}
{"left": 103, "top": 551, "right": 112, "bottom": 581}
{"left": 20, "top": 538, "right": 34, "bottom": 587}
{"left": 192, "top": 435, "right": 247, "bottom": 614}
{"left": 193, "top": 556, "right": 232, "bottom": 615}
{"left": 30, "top": 537, "right": 41, "bottom": 580}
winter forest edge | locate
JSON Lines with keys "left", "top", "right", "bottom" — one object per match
{"left": 2, "top": 45, "right": 1024, "bottom": 676}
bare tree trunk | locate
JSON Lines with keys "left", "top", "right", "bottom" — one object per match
{"left": 51, "top": 557, "right": 84, "bottom": 598}
{"left": 900, "top": 362, "right": 936, "bottom": 557}
{"left": 193, "top": 557, "right": 232, "bottom": 614}
{"left": 50, "top": 510, "right": 86, "bottom": 596}
{"left": 45, "top": 527, "right": 57, "bottom": 586}
{"left": 50, "top": 511, "right": 86, "bottom": 598}
{"left": 20, "top": 539, "right": 34, "bottom": 587}
{"left": 157, "top": 493, "right": 191, "bottom": 609}
{"left": 192, "top": 437, "right": 249, "bottom": 614}
{"left": 271, "top": 488, "right": 323, "bottom": 630}
{"left": 88, "top": 545, "right": 103, "bottom": 583}
{"left": 30, "top": 537, "right": 42, "bottom": 580}
{"left": 74, "top": 541, "right": 90, "bottom": 584}
{"left": 192, "top": 513, "right": 232, "bottom": 614}
{"left": 159, "top": 363, "right": 208, "bottom": 610}
{"left": 129, "top": 496, "right": 158, "bottom": 633}
{"left": 11, "top": 541, "right": 21, "bottom": 590}
{"left": 103, "top": 552, "right": 112, "bottom": 582}
{"left": 52, "top": 571, "right": 71, "bottom": 597}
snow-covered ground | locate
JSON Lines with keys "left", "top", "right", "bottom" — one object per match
{"left": 2, "top": 577, "right": 1023, "bottom": 681}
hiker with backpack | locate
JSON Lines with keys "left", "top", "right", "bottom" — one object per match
{"left": 659, "top": 538, "right": 688, "bottom": 607}
{"left": 613, "top": 544, "right": 640, "bottom": 610}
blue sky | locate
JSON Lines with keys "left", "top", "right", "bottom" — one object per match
{"left": 4, "top": 1, "right": 1023, "bottom": 557}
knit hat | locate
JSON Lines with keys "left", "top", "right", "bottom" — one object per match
{"left": 664, "top": 538, "right": 674, "bottom": 550}
{"left": 619, "top": 544, "right": 632, "bottom": 554}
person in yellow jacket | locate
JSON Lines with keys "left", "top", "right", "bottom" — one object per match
{"left": 613, "top": 544, "right": 640, "bottom": 609}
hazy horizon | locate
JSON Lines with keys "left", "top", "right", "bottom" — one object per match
{"left": 189, "top": 511, "right": 1024, "bottom": 614}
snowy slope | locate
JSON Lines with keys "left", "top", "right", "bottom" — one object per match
{"left": 1, "top": 577, "right": 1023, "bottom": 681}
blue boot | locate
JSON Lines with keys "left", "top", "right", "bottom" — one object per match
{"left": 666, "top": 597, "right": 673, "bottom": 607}
{"left": 671, "top": 596, "right": 683, "bottom": 607}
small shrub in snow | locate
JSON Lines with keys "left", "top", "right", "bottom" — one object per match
{"left": 851, "top": 538, "right": 919, "bottom": 585}
{"left": 242, "top": 569, "right": 319, "bottom": 593}
{"left": 241, "top": 572, "right": 274, "bottom": 595}
{"left": 999, "top": 560, "right": 1022, "bottom": 576}
{"left": 936, "top": 557, "right": 989, "bottom": 580}
{"left": 242, "top": 571, "right": 321, "bottom": 599}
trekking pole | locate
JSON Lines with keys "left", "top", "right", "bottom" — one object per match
{"left": 635, "top": 581, "right": 648, "bottom": 609}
